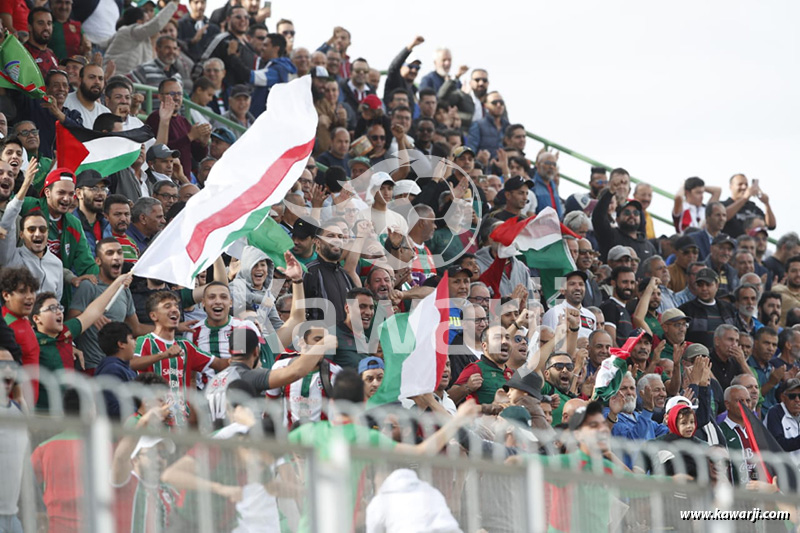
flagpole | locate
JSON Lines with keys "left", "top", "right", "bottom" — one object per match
{"left": 105, "top": 267, "right": 135, "bottom": 312}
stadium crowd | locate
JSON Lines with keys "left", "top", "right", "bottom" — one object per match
{"left": 0, "top": 0, "right": 799, "bottom": 532}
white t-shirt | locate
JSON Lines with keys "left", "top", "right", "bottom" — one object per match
{"left": 64, "top": 92, "right": 111, "bottom": 130}
{"left": 541, "top": 301, "right": 597, "bottom": 338}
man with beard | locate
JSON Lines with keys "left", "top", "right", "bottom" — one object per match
{"left": 734, "top": 284, "right": 764, "bottom": 336}
{"left": 543, "top": 271, "right": 597, "bottom": 337}
{"left": 68, "top": 238, "right": 154, "bottom": 371}
{"left": 12, "top": 69, "right": 82, "bottom": 159}
{"left": 452, "top": 325, "right": 512, "bottom": 413}
{"left": 334, "top": 287, "right": 374, "bottom": 369}
{"left": 747, "top": 326, "right": 781, "bottom": 411}
{"left": 774, "top": 257, "right": 800, "bottom": 326}
{"left": 103, "top": 194, "right": 139, "bottom": 264}
{"left": 639, "top": 255, "right": 677, "bottom": 313}
{"left": 539, "top": 352, "right": 577, "bottom": 424}
{"left": 64, "top": 64, "right": 110, "bottom": 129}
{"left": 490, "top": 176, "right": 531, "bottom": 222}
{"left": 73, "top": 170, "right": 110, "bottom": 255}
{"left": 23, "top": 8, "right": 59, "bottom": 75}
{"left": 600, "top": 266, "right": 636, "bottom": 347}
{"left": 131, "top": 35, "right": 184, "bottom": 91}
{"left": 531, "top": 151, "right": 563, "bottom": 218}
{"left": 439, "top": 68, "right": 489, "bottom": 130}
{"left": 290, "top": 217, "right": 317, "bottom": 266}
{"left": 0, "top": 169, "right": 63, "bottom": 298}
{"left": 13, "top": 121, "right": 53, "bottom": 192}
{"left": 364, "top": 267, "right": 392, "bottom": 302}
{"left": 384, "top": 35, "right": 423, "bottom": 108}
{"left": 576, "top": 238, "right": 602, "bottom": 308}
{"left": 679, "top": 268, "right": 736, "bottom": 348}
{"left": 758, "top": 290, "right": 783, "bottom": 329}
{"left": 606, "top": 373, "right": 668, "bottom": 440}
{"left": 593, "top": 191, "right": 656, "bottom": 264}
{"left": 21, "top": 168, "right": 98, "bottom": 280}
{"left": 304, "top": 220, "right": 355, "bottom": 323}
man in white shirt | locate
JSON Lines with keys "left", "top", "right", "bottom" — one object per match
{"left": 542, "top": 270, "right": 597, "bottom": 337}
{"left": 64, "top": 64, "right": 111, "bottom": 129}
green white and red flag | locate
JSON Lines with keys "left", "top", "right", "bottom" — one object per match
{"left": 134, "top": 76, "right": 317, "bottom": 286}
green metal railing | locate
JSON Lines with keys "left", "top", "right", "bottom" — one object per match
{"left": 131, "top": 83, "right": 247, "bottom": 135}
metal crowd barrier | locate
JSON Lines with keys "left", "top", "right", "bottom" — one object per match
{"left": 4, "top": 369, "right": 800, "bottom": 532}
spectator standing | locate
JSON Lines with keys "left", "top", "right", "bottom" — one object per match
{"left": 671, "top": 176, "right": 721, "bottom": 233}
{"left": 691, "top": 202, "right": 728, "bottom": 260}
{"left": 531, "top": 151, "right": 563, "bottom": 218}
{"left": 466, "top": 91, "right": 509, "bottom": 159}
{"left": 764, "top": 233, "right": 800, "bottom": 283}
{"left": 23, "top": 8, "right": 60, "bottom": 75}
{"left": 774, "top": 257, "right": 800, "bottom": 326}
{"left": 420, "top": 47, "right": 462, "bottom": 94}
{"left": 103, "top": 3, "right": 178, "bottom": 77}
{"left": 600, "top": 266, "right": 637, "bottom": 346}
{"left": 383, "top": 35, "right": 424, "bottom": 107}
{"left": 177, "top": 0, "right": 221, "bottom": 62}
{"left": 304, "top": 221, "right": 356, "bottom": 323}
{"left": 703, "top": 234, "right": 739, "bottom": 299}
{"left": 130, "top": 35, "right": 185, "bottom": 91}
{"left": 680, "top": 268, "right": 736, "bottom": 348}
{"left": 592, "top": 190, "right": 655, "bottom": 263}
{"left": 723, "top": 173, "right": 776, "bottom": 238}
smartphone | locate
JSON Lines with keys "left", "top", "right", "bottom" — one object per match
{"left": 752, "top": 178, "right": 759, "bottom": 188}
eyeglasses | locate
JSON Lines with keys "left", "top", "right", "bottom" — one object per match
{"left": 407, "top": 65, "right": 420, "bottom": 71}
{"left": 281, "top": 30, "right": 295, "bottom": 36}
{"left": 620, "top": 209, "right": 640, "bottom": 217}
{"left": 668, "top": 321, "right": 689, "bottom": 329}
{"left": 548, "top": 362, "right": 574, "bottom": 371}
{"left": 369, "top": 135, "right": 385, "bottom": 141}
{"left": 489, "top": 99, "right": 504, "bottom": 106}
{"left": 473, "top": 77, "right": 488, "bottom": 83}
{"left": 40, "top": 304, "right": 64, "bottom": 314}
{"left": 464, "top": 317, "right": 489, "bottom": 324}
{"left": 578, "top": 250, "right": 597, "bottom": 256}
{"left": 345, "top": 208, "right": 359, "bottom": 214}
{"left": 85, "top": 186, "right": 109, "bottom": 194}
{"left": 17, "top": 129, "right": 39, "bottom": 137}
{"left": 156, "top": 193, "right": 179, "bottom": 201}
{"left": 786, "top": 393, "right": 800, "bottom": 401}
{"left": 468, "top": 296, "right": 490, "bottom": 304}
{"left": 593, "top": 179, "right": 607, "bottom": 185}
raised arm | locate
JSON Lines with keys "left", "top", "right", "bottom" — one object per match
{"left": 75, "top": 274, "right": 134, "bottom": 333}
{"left": 275, "top": 251, "right": 306, "bottom": 349}
{"left": 632, "top": 277, "right": 658, "bottom": 334}
{"left": 130, "top": 1, "right": 178, "bottom": 41}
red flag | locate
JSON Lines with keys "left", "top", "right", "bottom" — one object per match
{"left": 55, "top": 122, "right": 89, "bottom": 173}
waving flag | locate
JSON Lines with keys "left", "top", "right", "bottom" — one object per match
{"left": 489, "top": 207, "right": 578, "bottom": 304}
{"left": 592, "top": 331, "right": 644, "bottom": 401}
{"left": 55, "top": 122, "right": 154, "bottom": 176}
{"left": 134, "top": 76, "right": 317, "bottom": 287}
{"left": 0, "top": 32, "right": 45, "bottom": 99}
{"left": 368, "top": 273, "right": 450, "bottom": 406}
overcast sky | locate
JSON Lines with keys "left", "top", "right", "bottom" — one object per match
{"left": 207, "top": 0, "right": 799, "bottom": 238}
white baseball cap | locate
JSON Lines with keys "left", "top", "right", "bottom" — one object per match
{"left": 665, "top": 395, "right": 698, "bottom": 415}
{"left": 393, "top": 180, "right": 421, "bottom": 197}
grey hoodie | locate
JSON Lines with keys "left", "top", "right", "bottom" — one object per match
{"left": 230, "top": 245, "right": 282, "bottom": 332}
{"left": 0, "top": 197, "right": 64, "bottom": 299}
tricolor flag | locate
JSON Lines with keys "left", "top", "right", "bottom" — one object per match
{"left": 0, "top": 31, "right": 45, "bottom": 99}
{"left": 368, "top": 273, "right": 450, "bottom": 406}
{"left": 134, "top": 76, "right": 317, "bottom": 287}
{"left": 55, "top": 122, "right": 154, "bottom": 177}
{"left": 592, "top": 331, "right": 644, "bottom": 401}
{"left": 489, "top": 207, "right": 578, "bottom": 304}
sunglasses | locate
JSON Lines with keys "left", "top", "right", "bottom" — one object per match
{"left": 620, "top": 209, "right": 640, "bottom": 217}
{"left": 489, "top": 100, "right": 505, "bottom": 106}
{"left": 281, "top": 30, "right": 296, "bottom": 36}
{"left": 473, "top": 77, "right": 488, "bottom": 83}
{"left": 549, "top": 362, "right": 574, "bottom": 371}
{"left": 514, "top": 335, "right": 527, "bottom": 343}
{"left": 786, "top": 393, "right": 800, "bottom": 401}
{"left": 369, "top": 135, "right": 385, "bottom": 141}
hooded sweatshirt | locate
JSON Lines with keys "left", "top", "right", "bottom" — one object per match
{"left": 365, "top": 468, "right": 462, "bottom": 533}
{"left": 0, "top": 197, "right": 64, "bottom": 299}
{"left": 230, "top": 246, "right": 282, "bottom": 332}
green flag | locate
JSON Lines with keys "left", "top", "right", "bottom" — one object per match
{"left": 247, "top": 215, "right": 294, "bottom": 270}
{"left": 0, "top": 32, "right": 46, "bottom": 99}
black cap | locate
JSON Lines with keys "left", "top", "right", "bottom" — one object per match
{"left": 502, "top": 176, "right": 529, "bottom": 192}
{"left": 228, "top": 325, "right": 264, "bottom": 356}
{"left": 292, "top": 217, "right": 318, "bottom": 240}
{"left": 617, "top": 198, "right": 643, "bottom": 214}
{"left": 446, "top": 265, "right": 471, "bottom": 278}
{"left": 674, "top": 235, "right": 700, "bottom": 252}
{"left": 695, "top": 267, "right": 719, "bottom": 284}
{"left": 503, "top": 371, "right": 543, "bottom": 400}
{"left": 564, "top": 270, "right": 588, "bottom": 283}
{"left": 712, "top": 233, "right": 736, "bottom": 248}
{"left": 568, "top": 400, "right": 605, "bottom": 431}
{"left": 75, "top": 169, "right": 109, "bottom": 189}
{"left": 229, "top": 84, "right": 252, "bottom": 98}
{"left": 629, "top": 328, "right": 653, "bottom": 343}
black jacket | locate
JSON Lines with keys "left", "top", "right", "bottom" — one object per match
{"left": 383, "top": 46, "right": 417, "bottom": 105}
{"left": 679, "top": 298, "right": 737, "bottom": 348}
{"left": 591, "top": 189, "right": 656, "bottom": 263}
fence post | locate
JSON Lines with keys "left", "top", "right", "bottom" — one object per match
{"left": 311, "top": 437, "right": 351, "bottom": 533}
{"left": 526, "top": 458, "right": 546, "bottom": 533}
{"left": 84, "top": 416, "right": 115, "bottom": 533}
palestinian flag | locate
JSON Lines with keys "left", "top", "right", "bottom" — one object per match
{"left": 489, "top": 207, "right": 578, "bottom": 304}
{"left": 368, "top": 273, "right": 450, "bottom": 406}
{"left": 0, "top": 32, "right": 45, "bottom": 99}
{"left": 592, "top": 331, "right": 644, "bottom": 401}
{"left": 55, "top": 122, "right": 154, "bottom": 177}
{"left": 134, "top": 76, "right": 317, "bottom": 287}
